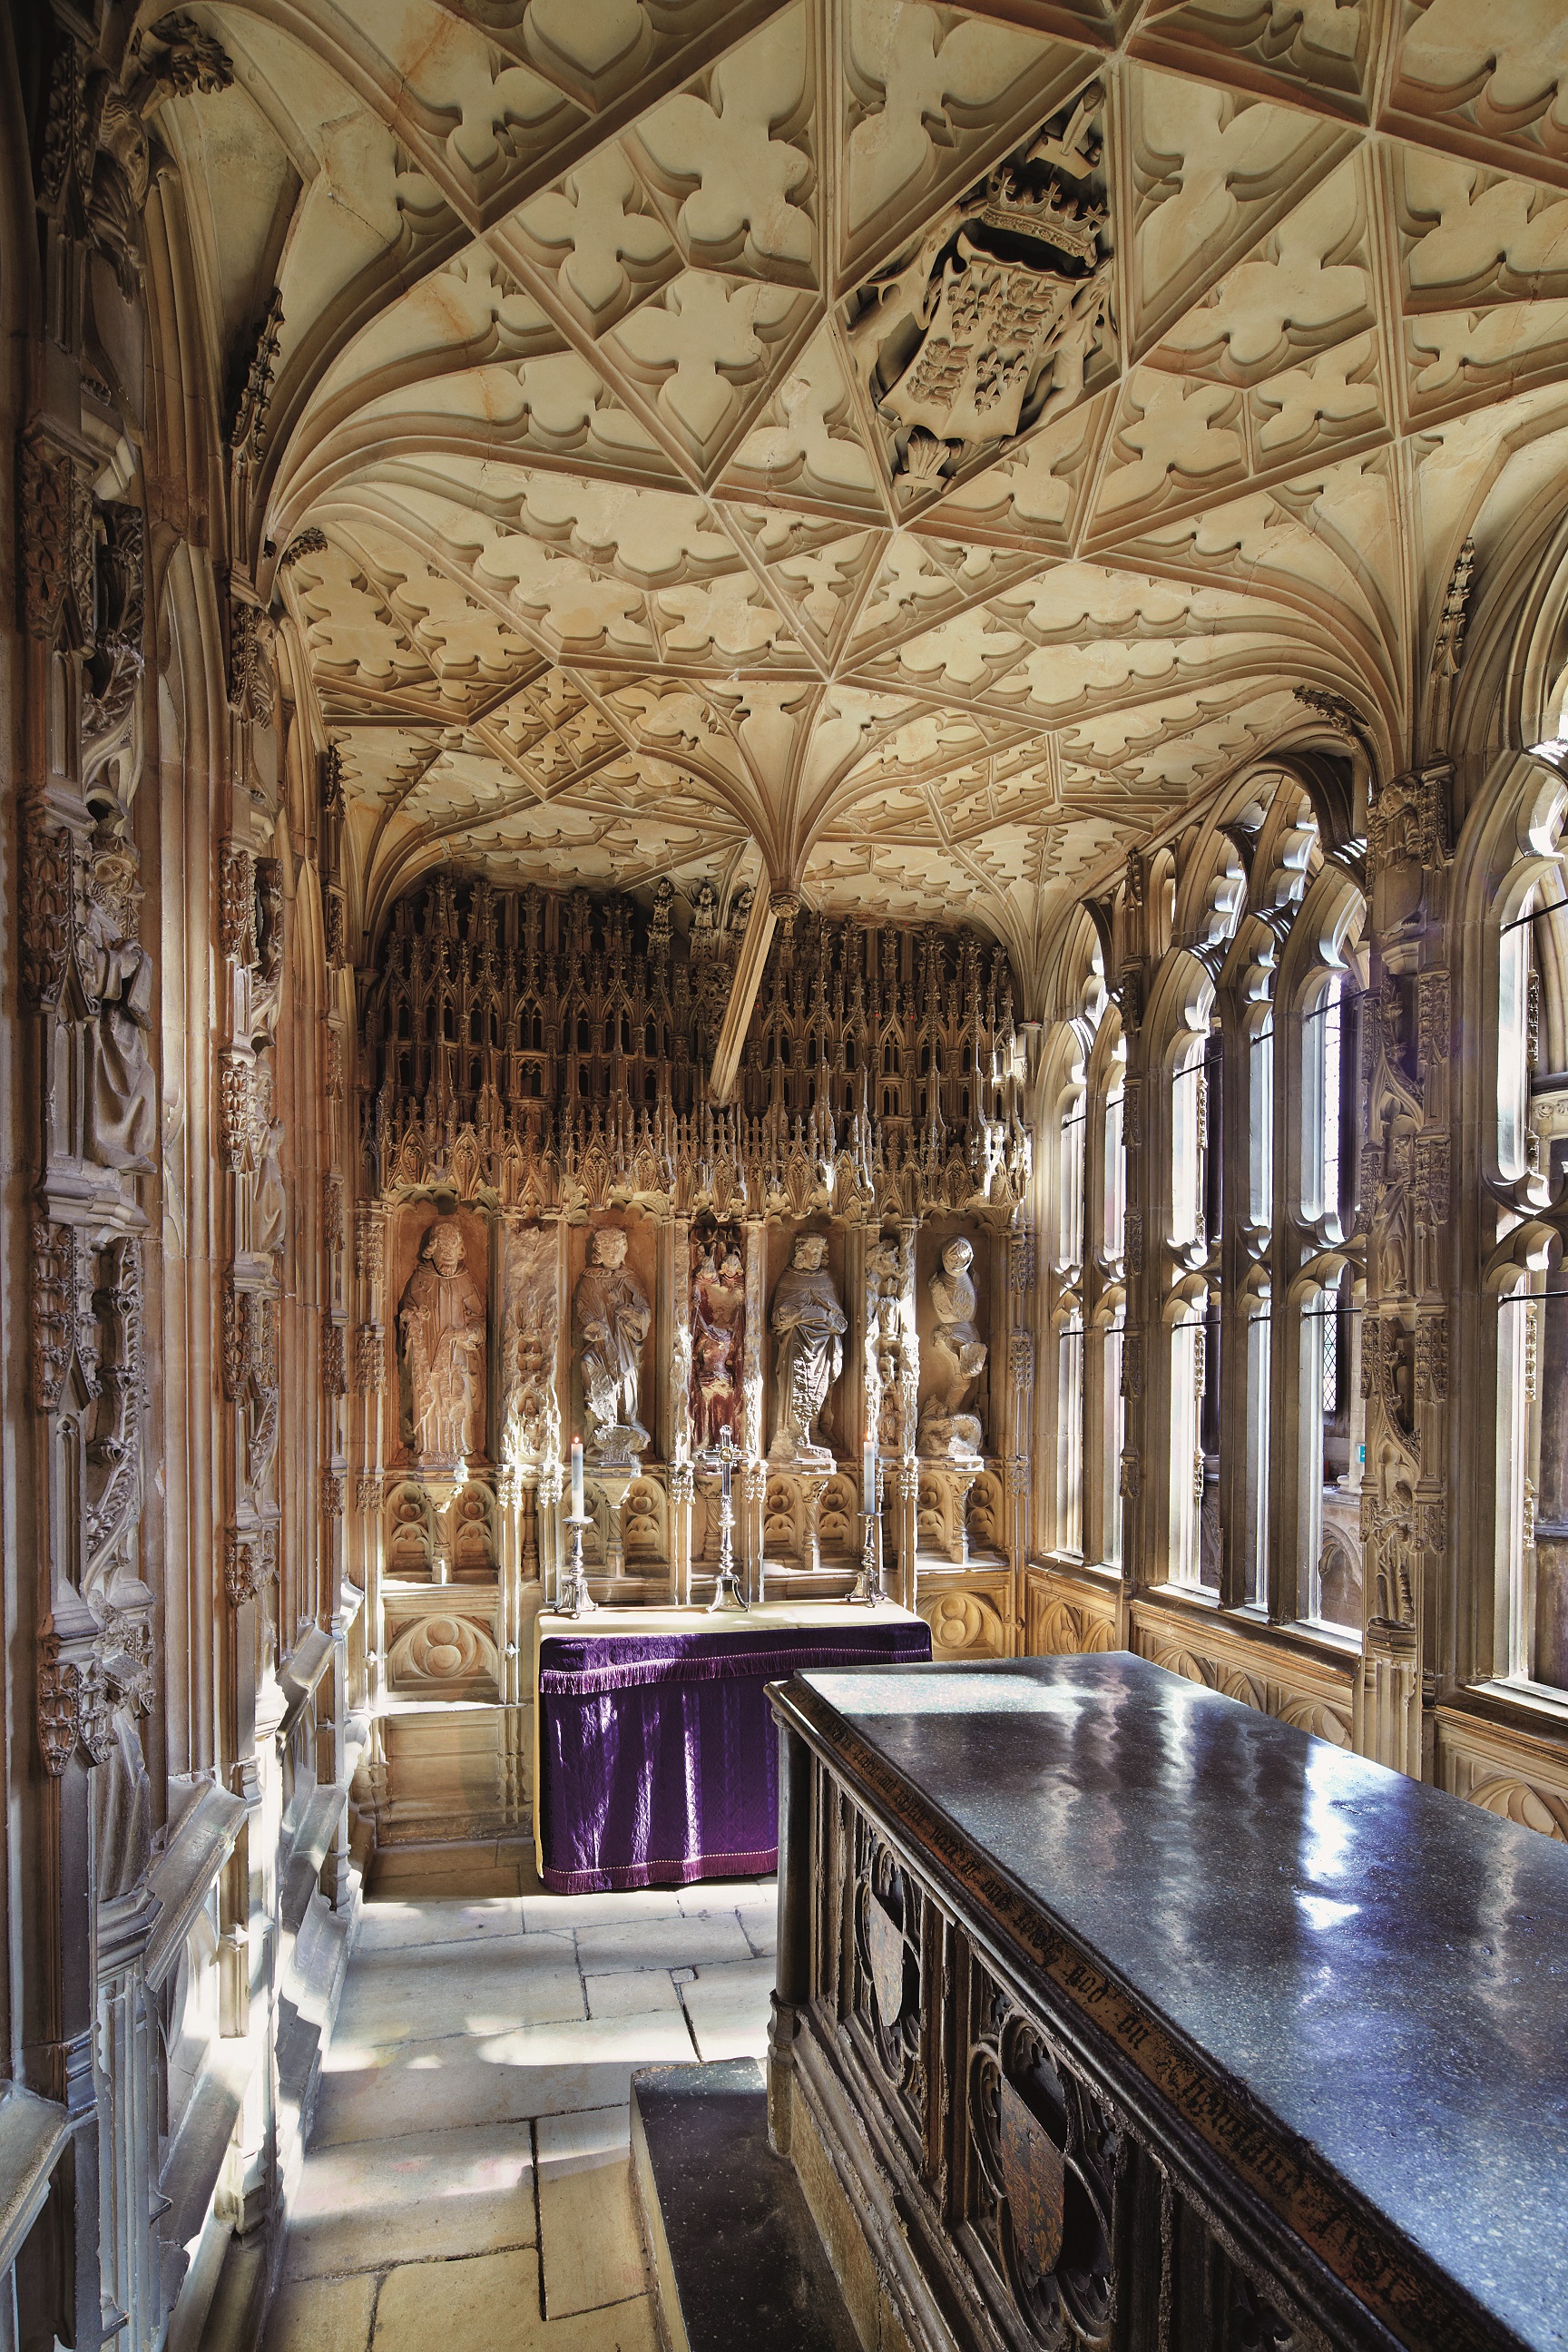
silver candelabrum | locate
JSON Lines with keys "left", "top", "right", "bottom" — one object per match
{"left": 846, "top": 1455, "right": 882, "bottom": 1605}
{"left": 707, "top": 1431, "right": 748, "bottom": 1612}
{"left": 558, "top": 1509, "right": 597, "bottom": 1618}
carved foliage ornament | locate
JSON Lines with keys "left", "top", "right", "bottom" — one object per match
{"left": 38, "top": 1607, "right": 153, "bottom": 1776}
{"left": 224, "top": 1528, "right": 260, "bottom": 1607}
{"left": 218, "top": 1048, "right": 253, "bottom": 1173}
{"left": 33, "top": 1220, "right": 95, "bottom": 1410}
{"left": 1418, "top": 974, "right": 1450, "bottom": 1067}
{"left": 354, "top": 1325, "right": 385, "bottom": 1396}
{"left": 229, "top": 289, "right": 283, "bottom": 465}
{"left": 1416, "top": 1313, "right": 1449, "bottom": 1405}
{"left": 18, "top": 426, "right": 94, "bottom": 645}
{"left": 83, "top": 503, "right": 145, "bottom": 771}
{"left": 228, "top": 602, "right": 277, "bottom": 726}
{"left": 220, "top": 841, "right": 256, "bottom": 965}
{"left": 144, "top": 16, "right": 236, "bottom": 97}
{"left": 1413, "top": 1134, "right": 1450, "bottom": 1230}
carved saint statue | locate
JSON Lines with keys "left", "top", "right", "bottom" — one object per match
{"left": 251, "top": 1056, "right": 287, "bottom": 1259}
{"left": 83, "top": 838, "right": 158, "bottom": 1171}
{"left": 691, "top": 1234, "right": 746, "bottom": 1455}
{"left": 573, "top": 1227, "right": 652, "bottom": 1462}
{"left": 918, "top": 1237, "right": 987, "bottom": 1459}
{"left": 399, "top": 1220, "right": 485, "bottom": 1467}
{"left": 769, "top": 1234, "right": 846, "bottom": 1465}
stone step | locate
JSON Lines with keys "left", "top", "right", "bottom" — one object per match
{"left": 631, "top": 2060, "right": 861, "bottom": 2352}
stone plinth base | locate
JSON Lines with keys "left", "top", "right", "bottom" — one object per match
{"left": 631, "top": 2060, "right": 861, "bottom": 2352}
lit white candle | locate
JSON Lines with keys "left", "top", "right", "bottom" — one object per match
{"left": 720, "top": 1436, "right": 732, "bottom": 1507}
{"left": 571, "top": 1434, "right": 583, "bottom": 1518}
{"left": 863, "top": 1436, "right": 877, "bottom": 1513}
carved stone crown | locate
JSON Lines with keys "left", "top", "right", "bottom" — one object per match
{"left": 975, "top": 170, "right": 1104, "bottom": 266}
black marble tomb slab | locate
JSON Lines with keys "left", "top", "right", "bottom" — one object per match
{"left": 790, "top": 1651, "right": 1568, "bottom": 2351}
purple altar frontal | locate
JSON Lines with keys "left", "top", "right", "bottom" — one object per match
{"left": 533, "top": 1602, "right": 932, "bottom": 1894}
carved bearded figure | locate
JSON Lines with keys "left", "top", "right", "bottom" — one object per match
{"left": 918, "top": 1237, "right": 987, "bottom": 1459}
{"left": 399, "top": 1221, "right": 485, "bottom": 1467}
{"left": 769, "top": 1235, "right": 846, "bottom": 1465}
{"left": 573, "top": 1227, "right": 652, "bottom": 1461}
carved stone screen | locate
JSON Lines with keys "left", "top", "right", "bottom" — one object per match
{"left": 349, "top": 876, "right": 1036, "bottom": 1837}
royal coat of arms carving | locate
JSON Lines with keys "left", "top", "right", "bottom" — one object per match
{"left": 847, "top": 91, "right": 1112, "bottom": 487}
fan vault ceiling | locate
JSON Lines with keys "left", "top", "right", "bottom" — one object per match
{"left": 160, "top": 0, "right": 1568, "bottom": 1000}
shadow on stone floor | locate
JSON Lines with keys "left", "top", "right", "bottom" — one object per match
{"left": 260, "top": 1843, "right": 777, "bottom": 2352}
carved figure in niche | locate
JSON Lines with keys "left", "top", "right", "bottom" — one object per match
{"left": 769, "top": 1235, "right": 846, "bottom": 1466}
{"left": 866, "top": 1235, "right": 907, "bottom": 1454}
{"left": 399, "top": 1220, "right": 485, "bottom": 1467}
{"left": 83, "top": 831, "right": 158, "bottom": 1171}
{"left": 691, "top": 1233, "right": 746, "bottom": 1455}
{"left": 573, "top": 1226, "right": 651, "bottom": 1463}
{"left": 690, "top": 878, "right": 720, "bottom": 953}
{"left": 1369, "top": 776, "right": 1427, "bottom": 942}
{"left": 918, "top": 1237, "right": 987, "bottom": 1459}
{"left": 251, "top": 1055, "right": 287, "bottom": 1259}
{"left": 499, "top": 1225, "right": 558, "bottom": 1468}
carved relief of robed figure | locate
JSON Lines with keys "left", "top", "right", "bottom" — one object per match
{"left": 769, "top": 1234, "right": 846, "bottom": 1466}
{"left": 918, "top": 1236, "right": 986, "bottom": 1459}
{"left": 399, "top": 1220, "right": 485, "bottom": 1468}
{"left": 691, "top": 1234, "right": 745, "bottom": 1455}
{"left": 83, "top": 838, "right": 158, "bottom": 1171}
{"left": 574, "top": 1227, "right": 651, "bottom": 1463}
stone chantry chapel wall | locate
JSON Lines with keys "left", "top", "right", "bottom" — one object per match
{"left": 349, "top": 878, "right": 1036, "bottom": 1843}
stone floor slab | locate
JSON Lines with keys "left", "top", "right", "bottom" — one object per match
{"left": 677, "top": 1959, "right": 776, "bottom": 2063}
{"left": 521, "top": 1886, "right": 690, "bottom": 1933}
{"left": 536, "top": 2104, "right": 632, "bottom": 2178}
{"left": 540, "top": 2155, "right": 648, "bottom": 2318}
{"left": 573, "top": 1915, "right": 753, "bottom": 1975}
{"left": 284, "top": 2122, "right": 536, "bottom": 2279}
{"left": 335, "top": 1934, "right": 583, "bottom": 2047}
{"left": 583, "top": 1969, "right": 681, "bottom": 2020}
{"left": 478, "top": 2011, "right": 697, "bottom": 2116}
{"left": 264, "top": 2271, "right": 376, "bottom": 2352}
{"left": 354, "top": 1896, "right": 524, "bottom": 1956}
{"left": 371, "top": 2249, "right": 538, "bottom": 2348}
{"left": 311, "top": 2042, "right": 541, "bottom": 2149}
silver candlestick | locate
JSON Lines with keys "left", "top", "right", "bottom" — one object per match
{"left": 707, "top": 1431, "right": 748, "bottom": 1612}
{"left": 558, "top": 1510, "right": 597, "bottom": 1618}
{"left": 846, "top": 1507, "right": 882, "bottom": 1605}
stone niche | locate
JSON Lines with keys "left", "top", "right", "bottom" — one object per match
{"left": 387, "top": 1201, "right": 495, "bottom": 1471}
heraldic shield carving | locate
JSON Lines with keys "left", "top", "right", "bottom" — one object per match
{"left": 849, "top": 88, "right": 1112, "bottom": 486}
{"left": 970, "top": 1995, "right": 1115, "bottom": 2348}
